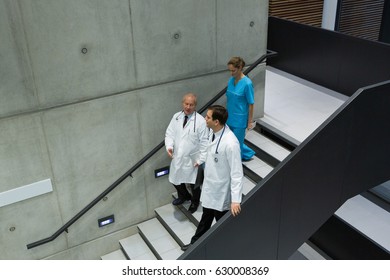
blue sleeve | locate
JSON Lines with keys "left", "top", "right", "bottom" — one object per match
{"left": 245, "top": 78, "right": 255, "bottom": 105}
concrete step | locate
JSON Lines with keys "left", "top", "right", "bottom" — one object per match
{"left": 137, "top": 218, "right": 182, "bottom": 260}
{"left": 246, "top": 129, "right": 291, "bottom": 162}
{"left": 119, "top": 233, "right": 157, "bottom": 260}
{"left": 171, "top": 192, "right": 202, "bottom": 226}
{"left": 155, "top": 203, "right": 197, "bottom": 247}
{"left": 289, "top": 242, "right": 328, "bottom": 260}
{"left": 242, "top": 176, "right": 256, "bottom": 196}
{"left": 101, "top": 249, "right": 127, "bottom": 260}
{"left": 242, "top": 155, "right": 274, "bottom": 179}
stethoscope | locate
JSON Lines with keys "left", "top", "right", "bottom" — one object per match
{"left": 213, "top": 125, "right": 226, "bottom": 162}
{"left": 176, "top": 110, "right": 196, "bottom": 132}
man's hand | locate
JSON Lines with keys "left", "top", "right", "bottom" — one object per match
{"left": 231, "top": 202, "right": 241, "bottom": 217}
{"left": 167, "top": 148, "right": 174, "bottom": 158}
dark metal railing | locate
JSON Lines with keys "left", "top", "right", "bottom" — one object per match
{"left": 26, "top": 50, "right": 277, "bottom": 249}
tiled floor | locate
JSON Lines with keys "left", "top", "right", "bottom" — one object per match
{"left": 262, "top": 66, "right": 390, "bottom": 255}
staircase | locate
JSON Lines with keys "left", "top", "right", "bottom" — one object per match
{"left": 101, "top": 120, "right": 297, "bottom": 260}
{"left": 101, "top": 67, "right": 390, "bottom": 260}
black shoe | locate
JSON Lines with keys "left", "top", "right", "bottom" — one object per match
{"left": 172, "top": 198, "right": 186, "bottom": 205}
{"left": 181, "top": 243, "right": 191, "bottom": 251}
{"left": 188, "top": 203, "right": 199, "bottom": 214}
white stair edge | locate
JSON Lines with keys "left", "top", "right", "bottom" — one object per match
{"left": 155, "top": 204, "right": 197, "bottom": 246}
{"left": 138, "top": 218, "right": 182, "bottom": 260}
{"left": 172, "top": 192, "right": 203, "bottom": 223}
{"left": 335, "top": 195, "right": 390, "bottom": 252}
{"left": 243, "top": 155, "right": 274, "bottom": 179}
{"left": 246, "top": 129, "right": 291, "bottom": 162}
{"left": 297, "top": 243, "right": 327, "bottom": 260}
{"left": 242, "top": 176, "right": 256, "bottom": 196}
{"left": 119, "top": 233, "right": 157, "bottom": 260}
{"left": 101, "top": 249, "right": 127, "bottom": 260}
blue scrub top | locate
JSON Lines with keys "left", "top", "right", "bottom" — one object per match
{"left": 226, "top": 76, "right": 255, "bottom": 128}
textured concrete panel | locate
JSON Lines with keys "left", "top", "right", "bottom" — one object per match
{"left": 19, "top": 0, "right": 136, "bottom": 106}
{"left": 65, "top": 176, "right": 148, "bottom": 247}
{"left": 217, "top": 0, "right": 268, "bottom": 66}
{"left": 0, "top": 1, "right": 38, "bottom": 117}
{"left": 42, "top": 92, "right": 150, "bottom": 246}
{"left": 0, "top": 191, "right": 66, "bottom": 259}
{"left": 42, "top": 93, "right": 144, "bottom": 218}
{"left": 130, "top": 0, "right": 217, "bottom": 85}
{"left": 0, "top": 115, "right": 51, "bottom": 191}
{"left": 0, "top": 114, "right": 65, "bottom": 259}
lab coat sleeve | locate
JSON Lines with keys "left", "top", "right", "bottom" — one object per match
{"left": 197, "top": 121, "right": 209, "bottom": 165}
{"left": 165, "top": 115, "right": 176, "bottom": 151}
{"left": 226, "top": 140, "right": 243, "bottom": 203}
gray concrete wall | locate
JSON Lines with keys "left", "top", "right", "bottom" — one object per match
{"left": 0, "top": 0, "right": 268, "bottom": 259}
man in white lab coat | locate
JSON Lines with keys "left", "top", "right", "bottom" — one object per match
{"left": 165, "top": 93, "right": 209, "bottom": 213}
{"left": 182, "top": 105, "right": 243, "bottom": 250}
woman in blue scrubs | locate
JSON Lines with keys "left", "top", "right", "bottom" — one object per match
{"left": 226, "top": 57, "right": 255, "bottom": 161}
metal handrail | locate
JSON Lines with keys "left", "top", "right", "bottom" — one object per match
{"left": 26, "top": 50, "right": 277, "bottom": 249}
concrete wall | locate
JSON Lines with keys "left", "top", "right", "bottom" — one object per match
{"left": 0, "top": 0, "right": 268, "bottom": 259}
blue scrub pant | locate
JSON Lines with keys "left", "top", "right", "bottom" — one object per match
{"left": 229, "top": 126, "right": 255, "bottom": 161}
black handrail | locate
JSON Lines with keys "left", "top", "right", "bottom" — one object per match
{"left": 26, "top": 50, "right": 277, "bottom": 249}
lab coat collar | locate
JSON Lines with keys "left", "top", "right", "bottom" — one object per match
{"left": 213, "top": 125, "right": 225, "bottom": 137}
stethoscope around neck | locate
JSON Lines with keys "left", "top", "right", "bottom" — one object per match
{"left": 213, "top": 125, "right": 226, "bottom": 162}
{"left": 176, "top": 110, "right": 196, "bottom": 132}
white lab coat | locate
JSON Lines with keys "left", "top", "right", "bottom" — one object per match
{"left": 199, "top": 125, "right": 243, "bottom": 211}
{"left": 165, "top": 111, "right": 208, "bottom": 185}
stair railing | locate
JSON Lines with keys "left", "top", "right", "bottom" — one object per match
{"left": 26, "top": 50, "right": 277, "bottom": 249}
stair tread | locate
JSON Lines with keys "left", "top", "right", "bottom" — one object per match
{"left": 119, "top": 233, "right": 157, "bottom": 260}
{"left": 132, "top": 251, "right": 158, "bottom": 260}
{"left": 243, "top": 156, "right": 274, "bottom": 179}
{"left": 335, "top": 195, "right": 390, "bottom": 251}
{"left": 246, "top": 129, "right": 290, "bottom": 161}
{"left": 138, "top": 218, "right": 182, "bottom": 259}
{"left": 243, "top": 176, "right": 256, "bottom": 195}
{"left": 297, "top": 243, "right": 327, "bottom": 260}
{"left": 101, "top": 249, "right": 127, "bottom": 260}
{"left": 172, "top": 192, "right": 203, "bottom": 222}
{"left": 155, "top": 203, "right": 191, "bottom": 224}
{"left": 155, "top": 204, "right": 197, "bottom": 245}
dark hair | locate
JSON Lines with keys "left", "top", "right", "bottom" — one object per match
{"left": 208, "top": 105, "right": 228, "bottom": 125}
{"left": 227, "top": 56, "right": 245, "bottom": 69}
